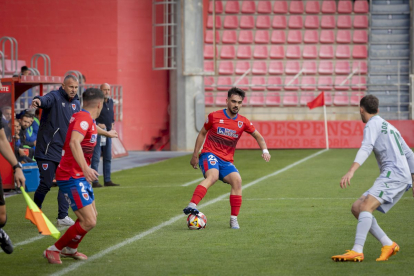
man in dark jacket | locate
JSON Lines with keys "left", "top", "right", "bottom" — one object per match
{"left": 31, "top": 75, "right": 117, "bottom": 226}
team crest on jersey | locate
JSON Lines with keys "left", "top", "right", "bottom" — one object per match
{"left": 71, "top": 104, "right": 76, "bottom": 110}
{"left": 238, "top": 121, "right": 243, "bottom": 128}
{"left": 42, "top": 164, "right": 48, "bottom": 170}
{"left": 90, "top": 134, "right": 97, "bottom": 143}
{"left": 217, "top": 127, "right": 239, "bottom": 138}
{"left": 82, "top": 193, "right": 89, "bottom": 200}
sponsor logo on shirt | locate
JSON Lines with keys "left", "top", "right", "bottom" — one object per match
{"left": 205, "top": 117, "right": 209, "bottom": 124}
{"left": 238, "top": 121, "right": 243, "bottom": 128}
{"left": 217, "top": 127, "right": 239, "bottom": 138}
{"left": 72, "top": 104, "right": 76, "bottom": 110}
{"left": 80, "top": 121, "right": 89, "bottom": 130}
{"left": 219, "top": 119, "right": 224, "bottom": 124}
{"left": 62, "top": 150, "right": 65, "bottom": 156}
{"left": 42, "top": 164, "right": 48, "bottom": 170}
{"left": 62, "top": 102, "right": 65, "bottom": 107}
{"left": 90, "top": 134, "right": 97, "bottom": 143}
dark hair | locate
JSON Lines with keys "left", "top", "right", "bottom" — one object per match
{"left": 227, "top": 87, "right": 245, "bottom": 100}
{"left": 21, "top": 112, "right": 34, "bottom": 119}
{"left": 21, "top": 66, "right": 29, "bottom": 73}
{"left": 82, "top": 88, "right": 104, "bottom": 104}
{"left": 360, "top": 95, "right": 379, "bottom": 114}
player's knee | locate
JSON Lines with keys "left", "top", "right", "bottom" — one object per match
{"left": 83, "top": 218, "right": 97, "bottom": 231}
{"left": 351, "top": 204, "right": 359, "bottom": 218}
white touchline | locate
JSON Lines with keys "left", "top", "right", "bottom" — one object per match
{"left": 50, "top": 149, "right": 328, "bottom": 276}
{"left": 181, "top": 177, "right": 204, "bottom": 187}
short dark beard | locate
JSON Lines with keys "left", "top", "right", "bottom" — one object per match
{"left": 228, "top": 108, "right": 238, "bottom": 115}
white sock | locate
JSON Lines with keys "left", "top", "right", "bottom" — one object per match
{"left": 230, "top": 215, "right": 237, "bottom": 220}
{"left": 379, "top": 236, "right": 393, "bottom": 247}
{"left": 352, "top": 212, "right": 373, "bottom": 253}
{"left": 64, "top": 247, "right": 77, "bottom": 254}
{"left": 188, "top": 202, "right": 196, "bottom": 209}
{"left": 47, "top": 245, "right": 60, "bottom": 252}
{"left": 369, "top": 216, "right": 393, "bottom": 246}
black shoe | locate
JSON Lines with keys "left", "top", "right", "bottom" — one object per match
{"left": 0, "top": 229, "right": 14, "bottom": 254}
{"left": 92, "top": 182, "right": 103, "bottom": 188}
{"left": 104, "top": 181, "right": 120, "bottom": 187}
{"left": 183, "top": 207, "right": 199, "bottom": 216}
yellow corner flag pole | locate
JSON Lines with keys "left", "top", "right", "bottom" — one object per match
{"left": 20, "top": 187, "right": 61, "bottom": 239}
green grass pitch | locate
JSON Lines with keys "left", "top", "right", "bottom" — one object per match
{"left": 1, "top": 149, "right": 413, "bottom": 275}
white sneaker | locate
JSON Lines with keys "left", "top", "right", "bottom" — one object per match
{"left": 57, "top": 216, "right": 75, "bottom": 227}
{"left": 230, "top": 216, "right": 240, "bottom": 229}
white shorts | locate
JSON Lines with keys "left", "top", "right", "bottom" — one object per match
{"left": 363, "top": 174, "right": 411, "bottom": 214}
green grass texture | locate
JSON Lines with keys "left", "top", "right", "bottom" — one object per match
{"left": 1, "top": 149, "right": 413, "bottom": 276}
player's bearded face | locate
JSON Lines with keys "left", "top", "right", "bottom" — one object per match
{"left": 227, "top": 95, "right": 243, "bottom": 115}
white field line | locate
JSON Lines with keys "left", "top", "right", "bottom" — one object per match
{"left": 50, "top": 149, "right": 327, "bottom": 276}
{"left": 181, "top": 177, "right": 204, "bottom": 187}
{"left": 241, "top": 197, "right": 414, "bottom": 201}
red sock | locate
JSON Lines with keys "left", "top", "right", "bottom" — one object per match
{"left": 230, "top": 195, "right": 242, "bottom": 216}
{"left": 190, "top": 185, "right": 207, "bottom": 205}
{"left": 55, "top": 220, "right": 88, "bottom": 250}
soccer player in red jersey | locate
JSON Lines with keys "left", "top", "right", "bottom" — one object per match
{"left": 183, "top": 87, "right": 271, "bottom": 229}
{"left": 43, "top": 88, "right": 106, "bottom": 264}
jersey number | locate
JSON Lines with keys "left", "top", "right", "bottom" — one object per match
{"left": 390, "top": 130, "right": 404, "bottom": 156}
{"left": 79, "top": 182, "right": 87, "bottom": 193}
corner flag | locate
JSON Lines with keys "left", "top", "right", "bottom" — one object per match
{"left": 307, "top": 91, "right": 325, "bottom": 109}
{"left": 20, "top": 187, "right": 61, "bottom": 239}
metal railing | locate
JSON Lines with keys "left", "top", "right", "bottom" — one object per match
{"left": 31, "top": 54, "right": 51, "bottom": 76}
{"left": 0, "top": 36, "right": 18, "bottom": 75}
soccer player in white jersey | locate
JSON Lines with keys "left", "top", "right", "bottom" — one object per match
{"left": 332, "top": 95, "right": 414, "bottom": 262}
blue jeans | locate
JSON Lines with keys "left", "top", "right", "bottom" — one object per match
{"left": 91, "top": 135, "right": 112, "bottom": 183}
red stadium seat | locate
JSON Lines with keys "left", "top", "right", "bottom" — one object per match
{"left": 253, "top": 46, "right": 268, "bottom": 59}
{"left": 337, "top": 15, "right": 352, "bottom": 29}
{"left": 238, "top": 30, "right": 253, "bottom": 44}
{"left": 335, "top": 61, "right": 351, "bottom": 75}
{"left": 334, "top": 92, "right": 349, "bottom": 106}
{"left": 320, "top": 30, "right": 335, "bottom": 44}
{"left": 256, "top": 16, "right": 271, "bottom": 29}
{"left": 321, "top": 1, "right": 337, "bottom": 14}
{"left": 304, "top": 15, "right": 319, "bottom": 29}
{"left": 266, "top": 92, "right": 281, "bottom": 106}
{"left": 204, "top": 77, "right": 215, "bottom": 91}
{"left": 252, "top": 61, "right": 267, "bottom": 75}
{"left": 271, "top": 30, "right": 286, "bottom": 44}
{"left": 285, "top": 61, "right": 300, "bottom": 75}
{"left": 338, "top": 1, "right": 352, "bottom": 14}
{"left": 250, "top": 92, "right": 265, "bottom": 105}
{"left": 352, "top": 45, "right": 367, "bottom": 59}
{"left": 223, "top": 16, "right": 238, "bottom": 29}
{"left": 318, "top": 76, "right": 333, "bottom": 90}
{"left": 240, "top": 16, "right": 255, "bottom": 29}
{"left": 335, "top": 76, "right": 350, "bottom": 91}
{"left": 251, "top": 76, "right": 266, "bottom": 91}
{"left": 270, "top": 46, "right": 285, "bottom": 59}
{"left": 225, "top": 1, "right": 239, "bottom": 14}
{"left": 204, "top": 45, "right": 217, "bottom": 59}
{"left": 273, "top": 1, "right": 288, "bottom": 14}
{"left": 353, "top": 15, "right": 368, "bottom": 29}
{"left": 209, "top": 1, "right": 223, "bottom": 14}
{"left": 222, "top": 30, "right": 236, "bottom": 44}
{"left": 237, "top": 45, "right": 252, "bottom": 59}
{"left": 207, "top": 16, "right": 222, "bottom": 29}
{"left": 288, "top": 15, "right": 303, "bottom": 29}
{"left": 300, "top": 92, "right": 316, "bottom": 105}
{"left": 218, "top": 61, "right": 234, "bottom": 75}
{"left": 217, "top": 77, "right": 232, "bottom": 91}
{"left": 205, "top": 92, "right": 214, "bottom": 106}
{"left": 267, "top": 76, "right": 283, "bottom": 91}
{"left": 272, "top": 16, "right": 287, "bottom": 29}
{"left": 319, "top": 45, "right": 334, "bottom": 59}
{"left": 235, "top": 61, "right": 251, "bottom": 75}
{"left": 220, "top": 45, "right": 235, "bottom": 59}
{"left": 305, "top": 1, "right": 320, "bottom": 14}
{"left": 283, "top": 92, "right": 299, "bottom": 106}
{"left": 301, "top": 76, "right": 316, "bottom": 91}
{"left": 205, "top": 30, "right": 220, "bottom": 44}
{"left": 241, "top": 1, "right": 256, "bottom": 14}
{"left": 254, "top": 30, "right": 270, "bottom": 44}
{"left": 234, "top": 77, "right": 249, "bottom": 91}
{"left": 269, "top": 61, "right": 284, "bottom": 75}
{"left": 321, "top": 15, "right": 336, "bottom": 29}
{"left": 324, "top": 91, "right": 333, "bottom": 106}
{"left": 287, "top": 30, "right": 302, "bottom": 44}
{"left": 336, "top": 45, "right": 351, "bottom": 59}
{"left": 350, "top": 91, "right": 364, "bottom": 106}
{"left": 318, "top": 61, "right": 333, "bottom": 75}
{"left": 257, "top": 1, "right": 272, "bottom": 14}
{"left": 286, "top": 45, "right": 301, "bottom": 59}
{"left": 353, "top": 30, "right": 368, "bottom": 44}
{"left": 354, "top": 1, "right": 369, "bottom": 14}
{"left": 215, "top": 92, "right": 228, "bottom": 105}
{"left": 284, "top": 76, "right": 300, "bottom": 91}
{"left": 336, "top": 30, "right": 351, "bottom": 44}
{"left": 304, "top": 30, "right": 318, "bottom": 44}
{"left": 289, "top": 1, "right": 304, "bottom": 14}
{"left": 353, "top": 61, "right": 367, "bottom": 74}
{"left": 303, "top": 45, "right": 318, "bottom": 59}
{"left": 302, "top": 61, "right": 317, "bottom": 75}
{"left": 204, "top": 61, "right": 214, "bottom": 73}
{"left": 352, "top": 76, "right": 367, "bottom": 90}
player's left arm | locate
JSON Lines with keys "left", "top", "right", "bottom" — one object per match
{"left": 97, "top": 125, "right": 118, "bottom": 138}
{"left": 69, "top": 131, "right": 99, "bottom": 183}
{"left": 400, "top": 136, "right": 414, "bottom": 196}
{"left": 250, "top": 130, "right": 271, "bottom": 162}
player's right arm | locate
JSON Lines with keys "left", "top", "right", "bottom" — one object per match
{"left": 0, "top": 128, "right": 25, "bottom": 188}
{"left": 400, "top": 136, "right": 414, "bottom": 197}
{"left": 190, "top": 127, "right": 208, "bottom": 169}
{"left": 69, "top": 131, "right": 99, "bottom": 183}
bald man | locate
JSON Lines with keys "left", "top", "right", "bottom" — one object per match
{"left": 91, "top": 83, "right": 120, "bottom": 187}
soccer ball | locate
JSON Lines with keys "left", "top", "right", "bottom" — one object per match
{"left": 187, "top": 212, "right": 207, "bottom": 230}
